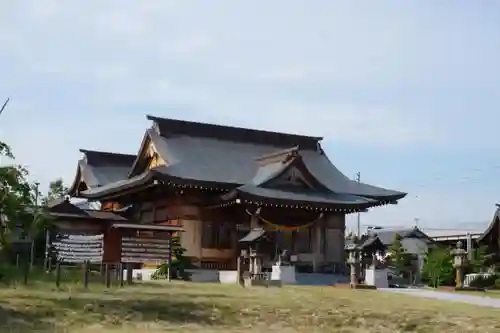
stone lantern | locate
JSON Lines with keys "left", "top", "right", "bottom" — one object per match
{"left": 345, "top": 235, "right": 360, "bottom": 288}
{"left": 451, "top": 240, "right": 468, "bottom": 288}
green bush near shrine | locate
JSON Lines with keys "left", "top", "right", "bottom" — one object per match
{"left": 151, "top": 236, "right": 193, "bottom": 281}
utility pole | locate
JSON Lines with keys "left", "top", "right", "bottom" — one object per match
{"left": 356, "top": 172, "right": 361, "bottom": 236}
{"left": 30, "top": 182, "right": 40, "bottom": 268}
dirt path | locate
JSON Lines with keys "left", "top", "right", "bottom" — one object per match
{"left": 380, "top": 288, "right": 500, "bottom": 308}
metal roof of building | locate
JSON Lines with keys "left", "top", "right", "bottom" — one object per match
{"left": 71, "top": 116, "right": 407, "bottom": 206}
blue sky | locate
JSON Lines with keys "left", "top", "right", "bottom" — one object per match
{"left": 1, "top": 1, "right": 499, "bottom": 231}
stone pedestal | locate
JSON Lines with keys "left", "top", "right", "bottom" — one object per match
{"left": 451, "top": 241, "right": 468, "bottom": 289}
{"left": 345, "top": 238, "right": 360, "bottom": 288}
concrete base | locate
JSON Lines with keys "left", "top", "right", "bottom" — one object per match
{"left": 219, "top": 270, "right": 238, "bottom": 284}
{"left": 352, "top": 284, "right": 377, "bottom": 290}
{"left": 244, "top": 278, "right": 282, "bottom": 288}
{"left": 123, "top": 268, "right": 156, "bottom": 281}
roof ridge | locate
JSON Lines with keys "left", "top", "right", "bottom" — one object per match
{"left": 146, "top": 115, "right": 322, "bottom": 149}
{"left": 79, "top": 149, "right": 136, "bottom": 158}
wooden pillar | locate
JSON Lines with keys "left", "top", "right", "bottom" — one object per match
{"left": 236, "top": 256, "right": 244, "bottom": 286}
{"left": 250, "top": 216, "right": 259, "bottom": 229}
{"left": 126, "top": 263, "right": 133, "bottom": 284}
{"left": 167, "top": 232, "right": 172, "bottom": 282}
{"left": 43, "top": 229, "right": 51, "bottom": 272}
{"left": 312, "top": 222, "right": 322, "bottom": 273}
{"left": 83, "top": 261, "right": 89, "bottom": 289}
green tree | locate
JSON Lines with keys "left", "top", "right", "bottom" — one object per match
{"left": 151, "top": 235, "right": 192, "bottom": 280}
{"left": 0, "top": 141, "right": 51, "bottom": 265}
{"left": 42, "top": 178, "right": 68, "bottom": 205}
{"left": 388, "top": 234, "right": 413, "bottom": 275}
{"left": 467, "top": 245, "right": 495, "bottom": 273}
{"left": 422, "top": 247, "right": 454, "bottom": 287}
{"left": 0, "top": 142, "right": 33, "bottom": 251}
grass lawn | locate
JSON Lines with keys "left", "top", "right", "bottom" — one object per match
{"left": 0, "top": 281, "right": 500, "bottom": 333}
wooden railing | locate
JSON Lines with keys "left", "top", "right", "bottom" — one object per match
{"left": 200, "top": 261, "right": 232, "bottom": 270}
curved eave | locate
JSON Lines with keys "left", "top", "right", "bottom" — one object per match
{"left": 78, "top": 171, "right": 156, "bottom": 200}
{"left": 362, "top": 192, "right": 407, "bottom": 203}
{"left": 128, "top": 130, "right": 152, "bottom": 178}
{"left": 231, "top": 185, "right": 381, "bottom": 210}
{"left": 67, "top": 162, "right": 83, "bottom": 197}
{"left": 477, "top": 205, "right": 500, "bottom": 243}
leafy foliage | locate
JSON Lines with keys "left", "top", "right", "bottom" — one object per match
{"left": 421, "top": 247, "right": 454, "bottom": 287}
{"left": 0, "top": 142, "right": 34, "bottom": 250}
{"left": 467, "top": 245, "right": 494, "bottom": 274}
{"left": 468, "top": 273, "right": 497, "bottom": 288}
{"left": 151, "top": 235, "right": 193, "bottom": 280}
{"left": 388, "top": 234, "right": 413, "bottom": 275}
{"left": 41, "top": 178, "right": 68, "bottom": 205}
{"left": 0, "top": 140, "right": 52, "bottom": 263}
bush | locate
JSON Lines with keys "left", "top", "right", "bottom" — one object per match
{"left": 150, "top": 260, "right": 193, "bottom": 281}
{"left": 469, "top": 274, "right": 497, "bottom": 288}
{"left": 150, "top": 235, "right": 193, "bottom": 281}
{"left": 494, "top": 277, "right": 500, "bottom": 289}
{"left": 422, "top": 247, "right": 454, "bottom": 287}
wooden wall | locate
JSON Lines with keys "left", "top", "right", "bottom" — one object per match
{"left": 135, "top": 193, "right": 245, "bottom": 268}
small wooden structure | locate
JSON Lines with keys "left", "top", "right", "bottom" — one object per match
{"left": 238, "top": 227, "right": 281, "bottom": 287}
{"left": 47, "top": 198, "right": 183, "bottom": 287}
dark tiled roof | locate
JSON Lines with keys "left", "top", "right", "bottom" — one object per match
{"left": 147, "top": 115, "right": 323, "bottom": 150}
{"left": 68, "top": 149, "right": 136, "bottom": 196}
{"left": 47, "top": 198, "right": 127, "bottom": 221}
{"left": 368, "top": 227, "right": 433, "bottom": 246}
{"left": 477, "top": 204, "right": 500, "bottom": 243}
{"left": 78, "top": 116, "right": 407, "bottom": 203}
{"left": 235, "top": 185, "right": 377, "bottom": 206}
{"left": 79, "top": 149, "right": 136, "bottom": 167}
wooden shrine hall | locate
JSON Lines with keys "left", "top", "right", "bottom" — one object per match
{"left": 66, "top": 115, "right": 407, "bottom": 273}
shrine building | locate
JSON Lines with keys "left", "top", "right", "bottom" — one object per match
{"left": 67, "top": 115, "right": 407, "bottom": 273}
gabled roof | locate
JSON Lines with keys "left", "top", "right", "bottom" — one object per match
{"left": 47, "top": 198, "right": 127, "bottom": 221}
{"left": 68, "top": 149, "right": 136, "bottom": 196}
{"left": 367, "top": 227, "right": 434, "bottom": 246}
{"left": 75, "top": 115, "right": 407, "bottom": 203}
{"left": 223, "top": 147, "right": 381, "bottom": 209}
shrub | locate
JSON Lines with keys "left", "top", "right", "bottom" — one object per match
{"left": 422, "top": 247, "right": 454, "bottom": 287}
{"left": 469, "top": 274, "right": 497, "bottom": 288}
{"left": 151, "top": 235, "right": 193, "bottom": 281}
{"left": 494, "top": 277, "right": 500, "bottom": 289}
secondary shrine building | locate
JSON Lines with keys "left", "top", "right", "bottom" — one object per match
{"left": 67, "top": 116, "right": 406, "bottom": 273}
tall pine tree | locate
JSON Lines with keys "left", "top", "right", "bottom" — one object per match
{"left": 388, "top": 234, "right": 413, "bottom": 275}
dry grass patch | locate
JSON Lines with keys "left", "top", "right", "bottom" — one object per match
{"left": 0, "top": 281, "right": 499, "bottom": 332}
